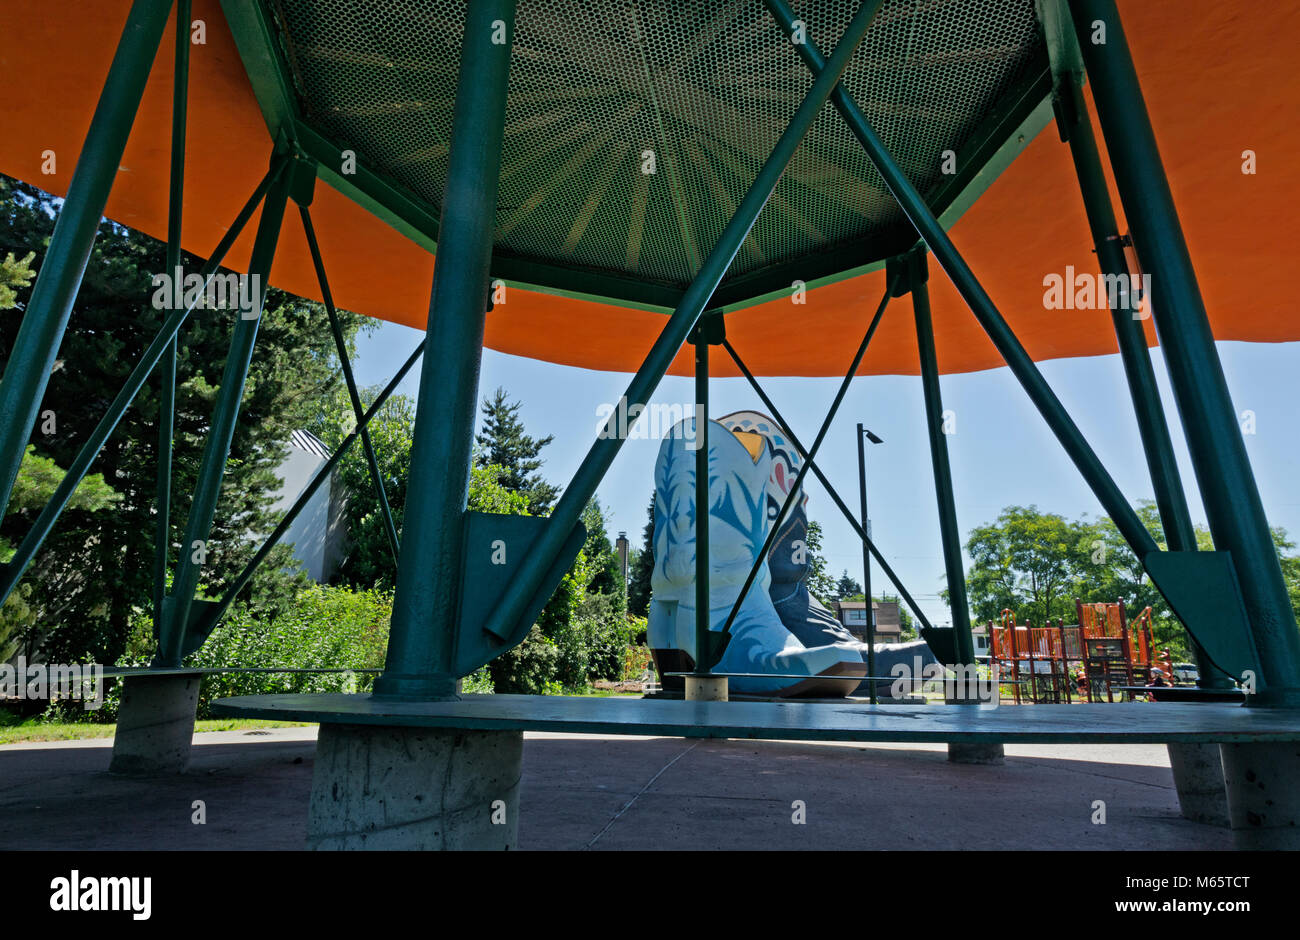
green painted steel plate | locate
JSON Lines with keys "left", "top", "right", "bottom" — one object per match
{"left": 228, "top": 0, "right": 1052, "bottom": 310}
{"left": 212, "top": 693, "right": 1300, "bottom": 743}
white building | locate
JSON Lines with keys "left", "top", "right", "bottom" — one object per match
{"left": 268, "top": 429, "right": 349, "bottom": 582}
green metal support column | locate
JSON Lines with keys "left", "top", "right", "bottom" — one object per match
{"left": 374, "top": 0, "right": 517, "bottom": 700}
{"left": 1070, "top": 0, "right": 1300, "bottom": 703}
{"left": 906, "top": 251, "right": 975, "bottom": 666}
{"left": 0, "top": 0, "right": 173, "bottom": 518}
{"left": 1053, "top": 72, "right": 1226, "bottom": 688}
{"left": 483, "top": 0, "right": 886, "bottom": 647}
{"left": 692, "top": 323, "right": 711, "bottom": 674}
{"left": 155, "top": 0, "right": 192, "bottom": 629}
{"left": 763, "top": 0, "right": 1157, "bottom": 566}
{"left": 158, "top": 168, "right": 291, "bottom": 666}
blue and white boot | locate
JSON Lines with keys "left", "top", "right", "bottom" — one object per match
{"left": 647, "top": 417, "right": 864, "bottom": 696}
{"left": 719, "top": 410, "right": 938, "bottom": 698}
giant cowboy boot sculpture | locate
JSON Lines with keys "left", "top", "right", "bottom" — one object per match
{"left": 648, "top": 416, "right": 865, "bottom": 696}
{"left": 720, "top": 411, "right": 938, "bottom": 699}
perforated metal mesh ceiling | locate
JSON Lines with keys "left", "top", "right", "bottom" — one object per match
{"left": 267, "top": 0, "right": 1047, "bottom": 299}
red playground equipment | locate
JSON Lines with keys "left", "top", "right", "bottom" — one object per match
{"left": 988, "top": 600, "right": 1157, "bottom": 703}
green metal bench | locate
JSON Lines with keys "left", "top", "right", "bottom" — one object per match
{"left": 214, "top": 694, "right": 1300, "bottom": 746}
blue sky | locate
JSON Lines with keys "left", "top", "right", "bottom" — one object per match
{"left": 350, "top": 321, "right": 1299, "bottom": 628}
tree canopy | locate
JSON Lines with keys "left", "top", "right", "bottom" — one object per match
{"left": 961, "top": 501, "right": 1300, "bottom": 662}
{"left": 473, "top": 386, "right": 560, "bottom": 514}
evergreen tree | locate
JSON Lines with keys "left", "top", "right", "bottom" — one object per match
{"left": 835, "top": 570, "right": 863, "bottom": 599}
{"left": 627, "top": 492, "right": 656, "bottom": 617}
{"left": 0, "top": 174, "right": 367, "bottom": 664}
{"left": 581, "top": 497, "right": 625, "bottom": 612}
{"left": 804, "top": 520, "right": 836, "bottom": 606}
{"left": 473, "top": 386, "right": 559, "bottom": 514}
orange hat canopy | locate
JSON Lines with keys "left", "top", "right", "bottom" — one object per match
{"left": 2, "top": 0, "right": 1296, "bottom": 377}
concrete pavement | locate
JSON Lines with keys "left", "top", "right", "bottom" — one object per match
{"left": 0, "top": 727, "right": 1231, "bottom": 850}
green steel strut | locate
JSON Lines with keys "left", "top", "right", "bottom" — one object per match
{"left": 0, "top": 161, "right": 289, "bottom": 607}
{"left": 0, "top": 0, "right": 173, "bottom": 518}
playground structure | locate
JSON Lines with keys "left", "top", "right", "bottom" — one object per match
{"left": 989, "top": 601, "right": 1158, "bottom": 704}
{"left": 1, "top": 0, "right": 1300, "bottom": 849}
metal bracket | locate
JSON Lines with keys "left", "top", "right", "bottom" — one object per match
{"left": 886, "top": 247, "right": 928, "bottom": 297}
{"left": 159, "top": 595, "right": 223, "bottom": 661}
{"left": 288, "top": 154, "right": 318, "bottom": 207}
{"left": 689, "top": 310, "right": 727, "bottom": 346}
{"left": 458, "top": 511, "right": 587, "bottom": 674}
{"left": 1142, "top": 550, "right": 1262, "bottom": 683}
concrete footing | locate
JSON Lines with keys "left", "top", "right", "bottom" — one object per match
{"left": 947, "top": 742, "right": 1005, "bottom": 765}
{"left": 685, "top": 676, "right": 729, "bottom": 701}
{"left": 108, "top": 674, "right": 200, "bottom": 775}
{"left": 945, "top": 692, "right": 1004, "bottom": 764}
{"left": 307, "top": 723, "right": 523, "bottom": 850}
{"left": 1220, "top": 741, "right": 1300, "bottom": 850}
{"left": 1167, "top": 742, "right": 1229, "bottom": 827}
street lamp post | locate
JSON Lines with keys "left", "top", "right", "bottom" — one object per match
{"left": 857, "top": 424, "right": 883, "bottom": 703}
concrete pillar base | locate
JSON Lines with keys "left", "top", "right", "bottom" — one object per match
{"left": 1167, "top": 742, "right": 1229, "bottom": 827}
{"left": 308, "top": 723, "right": 522, "bottom": 850}
{"left": 1220, "top": 741, "right": 1300, "bottom": 850}
{"left": 108, "top": 673, "right": 200, "bottom": 775}
{"left": 947, "top": 741, "right": 1005, "bottom": 765}
{"left": 945, "top": 692, "right": 1004, "bottom": 764}
{"left": 685, "top": 676, "right": 728, "bottom": 701}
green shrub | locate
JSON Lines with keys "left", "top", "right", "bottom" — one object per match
{"left": 80, "top": 584, "right": 390, "bottom": 721}
{"left": 460, "top": 667, "right": 494, "bottom": 694}
{"left": 575, "top": 594, "right": 641, "bottom": 682}
{"left": 184, "top": 584, "right": 390, "bottom": 717}
{"left": 488, "top": 625, "right": 560, "bottom": 695}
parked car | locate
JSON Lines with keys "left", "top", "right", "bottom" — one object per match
{"left": 1171, "top": 662, "right": 1199, "bottom": 684}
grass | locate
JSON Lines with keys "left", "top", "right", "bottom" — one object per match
{"left": 574, "top": 689, "right": 641, "bottom": 697}
{"left": 0, "top": 717, "right": 310, "bottom": 746}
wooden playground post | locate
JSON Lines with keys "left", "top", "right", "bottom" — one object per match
{"left": 1025, "top": 620, "right": 1039, "bottom": 704}
{"left": 1118, "top": 601, "right": 1135, "bottom": 691}
{"left": 1057, "top": 619, "right": 1072, "bottom": 704}
{"left": 1005, "top": 610, "right": 1022, "bottom": 705}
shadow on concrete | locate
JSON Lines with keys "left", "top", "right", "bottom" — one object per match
{"left": 0, "top": 732, "right": 1231, "bottom": 850}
